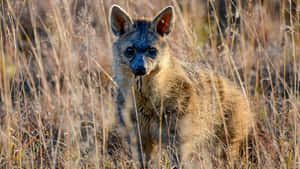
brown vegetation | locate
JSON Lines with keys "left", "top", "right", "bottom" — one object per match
{"left": 0, "top": 0, "right": 299, "bottom": 169}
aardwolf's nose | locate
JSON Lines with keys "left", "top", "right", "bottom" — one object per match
{"left": 133, "top": 66, "right": 146, "bottom": 76}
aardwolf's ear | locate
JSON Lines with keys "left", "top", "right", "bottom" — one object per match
{"left": 151, "top": 6, "right": 175, "bottom": 36}
{"left": 109, "top": 5, "right": 133, "bottom": 36}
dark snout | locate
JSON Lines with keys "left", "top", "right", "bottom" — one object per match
{"left": 130, "top": 56, "right": 146, "bottom": 76}
{"left": 132, "top": 66, "right": 146, "bottom": 75}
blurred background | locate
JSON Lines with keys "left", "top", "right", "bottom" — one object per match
{"left": 0, "top": 0, "right": 299, "bottom": 168}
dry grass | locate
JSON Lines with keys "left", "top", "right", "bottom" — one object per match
{"left": 0, "top": 0, "right": 299, "bottom": 168}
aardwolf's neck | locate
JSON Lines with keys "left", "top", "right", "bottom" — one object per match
{"left": 117, "top": 55, "right": 183, "bottom": 97}
{"left": 139, "top": 57, "right": 184, "bottom": 96}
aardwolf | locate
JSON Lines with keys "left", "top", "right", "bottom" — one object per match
{"left": 109, "top": 5, "right": 253, "bottom": 168}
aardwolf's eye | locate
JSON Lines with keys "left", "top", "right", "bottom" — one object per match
{"left": 148, "top": 47, "right": 157, "bottom": 57}
{"left": 125, "top": 47, "right": 135, "bottom": 58}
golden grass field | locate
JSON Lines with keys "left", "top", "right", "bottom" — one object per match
{"left": 0, "top": 0, "right": 299, "bottom": 168}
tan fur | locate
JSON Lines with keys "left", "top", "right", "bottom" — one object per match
{"left": 109, "top": 5, "right": 253, "bottom": 168}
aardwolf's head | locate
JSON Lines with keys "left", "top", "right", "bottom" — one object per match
{"left": 109, "top": 5, "right": 175, "bottom": 76}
